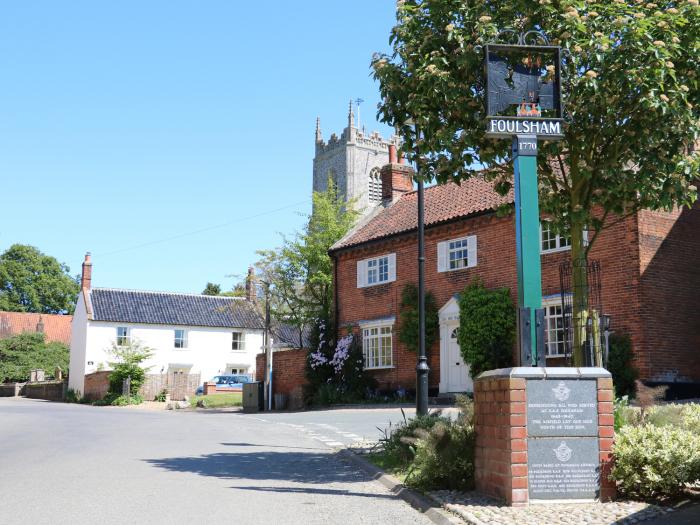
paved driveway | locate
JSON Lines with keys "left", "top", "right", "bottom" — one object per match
{"left": 0, "top": 398, "right": 434, "bottom": 525}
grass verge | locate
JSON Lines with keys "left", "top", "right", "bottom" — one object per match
{"left": 365, "top": 451, "right": 411, "bottom": 483}
{"left": 190, "top": 392, "right": 242, "bottom": 408}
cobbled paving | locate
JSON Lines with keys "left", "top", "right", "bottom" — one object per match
{"left": 430, "top": 490, "right": 674, "bottom": 525}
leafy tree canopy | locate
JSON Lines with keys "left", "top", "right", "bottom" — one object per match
{"left": 0, "top": 244, "right": 80, "bottom": 314}
{"left": 0, "top": 333, "right": 69, "bottom": 383}
{"left": 202, "top": 282, "right": 222, "bottom": 296}
{"left": 374, "top": 0, "right": 699, "bottom": 364}
{"left": 256, "top": 180, "right": 359, "bottom": 347}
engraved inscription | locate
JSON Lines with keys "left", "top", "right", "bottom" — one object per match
{"left": 528, "top": 438, "right": 599, "bottom": 500}
{"left": 527, "top": 380, "right": 598, "bottom": 437}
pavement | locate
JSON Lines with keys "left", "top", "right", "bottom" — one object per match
{"left": 0, "top": 397, "right": 437, "bottom": 525}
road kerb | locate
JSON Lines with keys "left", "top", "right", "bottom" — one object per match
{"left": 337, "top": 449, "right": 464, "bottom": 525}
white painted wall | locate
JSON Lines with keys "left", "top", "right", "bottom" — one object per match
{"left": 69, "top": 311, "right": 264, "bottom": 396}
{"left": 68, "top": 293, "right": 88, "bottom": 394}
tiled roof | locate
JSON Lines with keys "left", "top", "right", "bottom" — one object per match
{"left": 0, "top": 311, "right": 73, "bottom": 345}
{"left": 331, "top": 177, "right": 513, "bottom": 251}
{"left": 272, "top": 322, "right": 313, "bottom": 349}
{"left": 89, "top": 289, "right": 264, "bottom": 329}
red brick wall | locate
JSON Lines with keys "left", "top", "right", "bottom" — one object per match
{"left": 83, "top": 371, "right": 110, "bottom": 401}
{"left": 333, "top": 211, "right": 648, "bottom": 389}
{"left": 256, "top": 349, "right": 308, "bottom": 408}
{"left": 637, "top": 204, "right": 700, "bottom": 382}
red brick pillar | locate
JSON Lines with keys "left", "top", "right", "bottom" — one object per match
{"left": 474, "top": 375, "right": 528, "bottom": 506}
{"left": 203, "top": 382, "right": 216, "bottom": 396}
{"left": 598, "top": 376, "right": 616, "bottom": 501}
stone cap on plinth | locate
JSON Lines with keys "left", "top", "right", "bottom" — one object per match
{"left": 477, "top": 367, "right": 611, "bottom": 380}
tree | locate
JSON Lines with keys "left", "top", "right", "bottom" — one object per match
{"left": 106, "top": 339, "right": 154, "bottom": 395}
{"left": 256, "top": 180, "right": 359, "bottom": 348}
{"left": 398, "top": 283, "right": 439, "bottom": 354}
{"left": 373, "top": 0, "right": 699, "bottom": 365}
{"left": 457, "top": 279, "right": 515, "bottom": 379}
{"left": 202, "top": 282, "right": 222, "bottom": 296}
{"left": 0, "top": 333, "right": 69, "bottom": 383}
{"left": 0, "top": 244, "right": 80, "bottom": 314}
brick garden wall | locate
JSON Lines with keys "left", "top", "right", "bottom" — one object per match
{"left": 24, "top": 381, "right": 66, "bottom": 402}
{"left": 82, "top": 371, "right": 111, "bottom": 401}
{"left": 333, "top": 211, "right": 655, "bottom": 390}
{"left": 256, "top": 349, "right": 307, "bottom": 409}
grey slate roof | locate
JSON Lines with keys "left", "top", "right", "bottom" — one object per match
{"left": 89, "top": 288, "right": 264, "bottom": 329}
{"left": 271, "top": 322, "right": 313, "bottom": 350}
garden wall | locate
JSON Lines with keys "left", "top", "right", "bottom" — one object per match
{"left": 0, "top": 382, "right": 25, "bottom": 397}
{"left": 24, "top": 380, "right": 66, "bottom": 402}
{"left": 83, "top": 371, "right": 110, "bottom": 401}
{"left": 256, "top": 349, "right": 307, "bottom": 409}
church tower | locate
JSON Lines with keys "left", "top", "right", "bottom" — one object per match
{"left": 313, "top": 101, "right": 401, "bottom": 216}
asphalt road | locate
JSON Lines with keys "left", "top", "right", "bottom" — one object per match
{"left": 0, "top": 398, "right": 434, "bottom": 525}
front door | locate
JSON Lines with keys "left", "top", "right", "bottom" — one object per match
{"left": 446, "top": 326, "right": 473, "bottom": 393}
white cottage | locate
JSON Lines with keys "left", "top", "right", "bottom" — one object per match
{"left": 68, "top": 254, "right": 265, "bottom": 398}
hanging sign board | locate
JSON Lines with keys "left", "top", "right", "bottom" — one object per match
{"left": 483, "top": 35, "right": 564, "bottom": 141}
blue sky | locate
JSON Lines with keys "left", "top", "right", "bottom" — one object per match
{"left": 0, "top": 1, "right": 397, "bottom": 293}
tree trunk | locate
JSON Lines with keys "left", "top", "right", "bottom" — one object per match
{"left": 570, "top": 219, "right": 589, "bottom": 367}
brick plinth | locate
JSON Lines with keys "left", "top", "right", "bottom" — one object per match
{"left": 475, "top": 375, "right": 528, "bottom": 506}
{"left": 474, "top": 368, "right": 616, "bottom": 506}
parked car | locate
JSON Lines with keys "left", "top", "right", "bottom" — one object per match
{"left": 195, "top": 374, "right": 253, "bottom": 395}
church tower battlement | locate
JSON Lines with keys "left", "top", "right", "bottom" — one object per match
{"left": 313, "top": 100, "right": 400, "bottom": 216}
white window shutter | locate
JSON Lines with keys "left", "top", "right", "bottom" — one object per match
{"left": 467, "top": 235, "right": 478, "bottom": 268}
{"left": 357, "top": 260, "right": 366, "bottom": 288}
{"left": 388, "top": 253, "right": 396, "bottom": 282}
{"left": 437, "top": 241, "right": 448, "bottom": 272}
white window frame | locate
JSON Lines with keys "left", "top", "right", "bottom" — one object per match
{"left": 540, "top": 221, "right": 571, "bottom": 253}
{"left": 174, "top": 329, "right": 188, "bottom": 349}
{"left": 231, "top": 331, "right": 245, "bottom": 351}
{"left": 437, "top": 235, "right": 477, "bottom": 272}
{"left": 543, "top": 298, "right": 571, "bottom": 358}
{"left": 116, "top": 327, "right": 130, "bottom": 347}
{"left": 357, "top": 253, "right": 396, "bottom": 288}
{"left": 361, "top": 322, "right": 394, "bottom": 369}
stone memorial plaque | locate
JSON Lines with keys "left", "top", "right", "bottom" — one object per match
{"left": 528, "top": 437, "right": 600, "bottom": 501}
{"left": 527, "top": 380, "right": 597, "bottom": 437}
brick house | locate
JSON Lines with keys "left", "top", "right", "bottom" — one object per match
{"left": 329, "top": 153, "right": 700, "bottom": 395}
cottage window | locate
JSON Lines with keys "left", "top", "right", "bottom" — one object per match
{"left": 540, "top": 221, "right": 571, "bottom": 253}
{"left": 232, "top": 332, "right": 245, "bottom": 351}
{"left": 437, "top": 235, "right": 477, "bottom": 272}
{"left": 174, "top": 329, "right": 187, "bottom": 349}
{"left": 543, "top": 300, "right": 571, "bottom": 357}
{"left": 357, "top": 254, "right": 396, "bottom": 288}
{"left": 362, "top": 325, "right": 393, "bottom": 369}
{"left": 116, "top": 327, "right": 130, "bottom": 347}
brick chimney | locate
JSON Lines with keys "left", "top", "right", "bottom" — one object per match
{"left": 245, "top": 266, "right": 257, "bottom": 303}
{"left": 81, "top": 252, "right": 92, "bottom": 290}
{"left": 380, "top": 144, "right": 414, "bottom": 203}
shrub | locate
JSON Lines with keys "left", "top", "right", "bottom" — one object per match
{"left": 93, "top": 392, "right": 144, "bottom": 406}
{"left": 64, "top": 388, "right": 83, "bottom": 404}
{"left": 0, "top": 333, "right": 69, "bottom": 383}
{"left": 409, "top": 417, "right": 476, "bottom": 492}
{"left": 380, "top": 410, "right": 444, "bottom": 464}
{"left": 457, "top": 278, "right": 515, "bottom": 378}
{"left": 607, "top": 333, "right": 638, "bottom": 398}
{"left": 154, "top": 389, "right": 168, "bottom": 402}
{"left": 611, "top": 424, "right": 700, "bottom": 499}
{"left": 398, "top": 283, "right": 439, "bottom": 353}
{"left": 105, "top": 339, "right": 153, "bottom": 395}
{"left": 681, "top": 404, "right": 700, "bottom": 433}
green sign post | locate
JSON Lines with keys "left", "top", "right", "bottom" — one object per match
{"left": 484, "top": 31, "right": 564, "bottom": 366}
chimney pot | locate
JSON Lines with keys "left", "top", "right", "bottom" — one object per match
{"left": 388, "top": 144, "right": 398, "bottom": 164}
